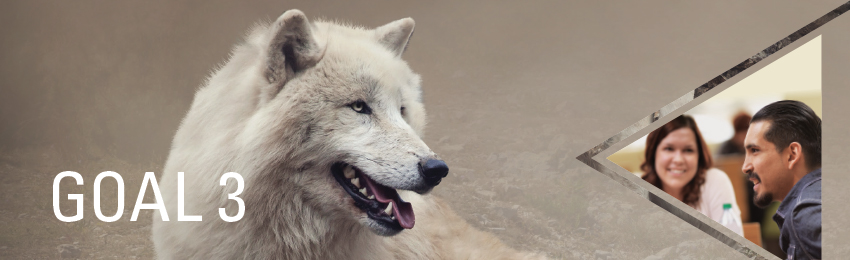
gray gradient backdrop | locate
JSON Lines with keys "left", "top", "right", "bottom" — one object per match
{"left": 1, "top": 1, "right": 847, "bottom": 259}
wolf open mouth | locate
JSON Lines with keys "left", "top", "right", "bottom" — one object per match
{"left": 331, "top": 163, "right": 415, "bottom": 230}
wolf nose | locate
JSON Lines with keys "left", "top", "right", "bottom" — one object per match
{"left": 420, "top": 159, "right": 449, "bottom": 186}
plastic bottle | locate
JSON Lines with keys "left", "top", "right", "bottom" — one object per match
{"left": 719, "top": 203, "right": 743, "bottom": 236}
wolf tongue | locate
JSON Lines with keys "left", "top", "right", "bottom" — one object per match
{"left": 391, "top": 199, "right": 414, "bottom": 229}
{"left": 360, "top": 175, "right": 415, "bottom": 229}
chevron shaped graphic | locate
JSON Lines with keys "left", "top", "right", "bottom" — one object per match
{"left": 576, "top": 2, "right": 847, "bottom": 259}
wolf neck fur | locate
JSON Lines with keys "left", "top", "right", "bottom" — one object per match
{"left": 239, "top": 165, "right": 390, "bottom": 259}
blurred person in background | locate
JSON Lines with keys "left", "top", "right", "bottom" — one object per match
{"left": 718, "top": 111, "right": 752, "bottom": 155}
{"left": 641, "top": 115, "right": 743, "bottom": 235}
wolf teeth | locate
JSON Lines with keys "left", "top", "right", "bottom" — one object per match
{"left": 368, "top": 195, "right": 375, "bottom": 200}
{"left": 384, "top": 201, "right": 393, "bottom": 216}
{"left": 359, "top": 188, "right": 367, "bottom": 196}
{"left": 351, "top": 177, "right": 360, "bottom": 188}
{"left": 343, "top": 165, "right": 356, "bottom": 179}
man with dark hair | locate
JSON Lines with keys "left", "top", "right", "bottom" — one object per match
{"left": 742, "top": 100, "right": 821, "bottom": 260}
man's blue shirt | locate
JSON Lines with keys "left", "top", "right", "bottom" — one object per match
{"left": 773, "top": 168, "right": 821, "bottom": 260}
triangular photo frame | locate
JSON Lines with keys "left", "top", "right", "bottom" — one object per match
{"left": 577, "top": 2, "right": 847, "bottom": 259}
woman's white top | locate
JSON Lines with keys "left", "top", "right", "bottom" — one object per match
{"left": 696, "top": 168, "right": 744, "bottom": 236}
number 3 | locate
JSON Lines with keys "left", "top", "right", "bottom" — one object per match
{"left": 219, "top": 172, "right": 244, "bottom": 222}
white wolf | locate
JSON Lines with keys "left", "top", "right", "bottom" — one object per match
{"left": 151, "top": 10, "right": 547, "bottom": 260}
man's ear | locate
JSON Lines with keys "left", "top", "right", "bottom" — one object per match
{"left": 786, "top": 142, "right": 804, "bottom": 170}
{"left": 375, "top": 18, "right": 415, "bottom": 57}
{"left": 263, "top": 10, "right": 325, "bottom": 98}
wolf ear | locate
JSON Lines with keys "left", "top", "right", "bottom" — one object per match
{"left": 375, "top": 18, "right": 415, "bottom": 57}
{"left": 265, "top": 10, "right": 324, "bottom": 85}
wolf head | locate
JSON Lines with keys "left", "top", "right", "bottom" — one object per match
{"left": 172, "top": 10, "right": 448, "bottom": 237}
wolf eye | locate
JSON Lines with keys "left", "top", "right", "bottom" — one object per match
{"left": 350, "top": 100, "right": 371, "bottom": 114}
{"left": 400, "top": 106, "right": 406, "bottom": 116}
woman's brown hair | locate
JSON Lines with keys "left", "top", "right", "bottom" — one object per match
{"left": 641, "top": 115, "right": 713, "bottom": 207}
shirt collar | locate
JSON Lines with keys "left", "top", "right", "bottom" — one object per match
{"left": 775, "top": 168, "right": 822, "bottom": 221}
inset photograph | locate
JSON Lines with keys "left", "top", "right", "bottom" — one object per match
{"left": 609, "top": 36, "right": 822, "bottom": 259}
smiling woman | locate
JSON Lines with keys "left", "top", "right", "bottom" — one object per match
{"left": 640, "top": 115, "right": 744, "bottom": 236}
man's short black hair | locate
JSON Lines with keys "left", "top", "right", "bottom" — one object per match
{"left": 751, "top": 100, "right": 821, "bottom": 170}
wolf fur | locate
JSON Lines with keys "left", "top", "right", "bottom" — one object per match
{"left": 151, "top": 9, "right": 547, "bottom": 260}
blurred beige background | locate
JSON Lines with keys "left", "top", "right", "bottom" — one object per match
{"left": 1, "top": 1, "right": 848, "bottom": 259}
